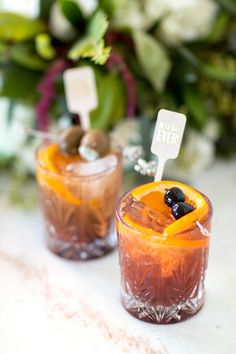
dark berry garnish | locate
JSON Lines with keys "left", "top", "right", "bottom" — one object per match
{"left": 164, "top": 187, "right": 185, "bottom": 207}
{"left": 59, "top": 125, "right": 84, "bottom": 155}
{"left": 171, "top": 202, "right": 194, "bottom": 220}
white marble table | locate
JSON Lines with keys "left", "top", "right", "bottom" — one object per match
{"left": 1, "top": 159, "right": 236, "bottom": 354}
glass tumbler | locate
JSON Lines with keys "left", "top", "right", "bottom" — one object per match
{"left": 36, "top": 146, "right": 123, "bottom": 260}
{"left": 116, "top": 185, "right": 212, "bottom": 324}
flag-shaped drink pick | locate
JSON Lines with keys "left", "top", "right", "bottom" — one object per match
{"left": 151, "top": 109, "right": 187, "bottom": 181}
{"left": 63, "top": 67, "right": 98, "bottom": 130}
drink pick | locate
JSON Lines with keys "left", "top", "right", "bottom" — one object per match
{"left": 63, "top": 67, "right": 98, "bottom": 130}
{"left": 151, "top": 109, "right": 187, "bottom": 181}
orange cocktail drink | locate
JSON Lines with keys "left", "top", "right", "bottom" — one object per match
{"left": 116, "top": 181, "right": 212, "bottom": 324}
{"left": 36, "top": 137, "right": 122, "bottom": 260}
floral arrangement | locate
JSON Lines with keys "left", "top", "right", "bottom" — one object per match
{"left": 1, "top": 0, "right": 236, "bottom": 202}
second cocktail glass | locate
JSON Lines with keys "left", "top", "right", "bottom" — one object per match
{"left": 36, "top": 135, "right": 122, "bottom": 260}
{"left": 116, "top": 181, "right": 212, "bottom": 324}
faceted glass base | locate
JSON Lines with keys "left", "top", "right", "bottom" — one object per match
{"left": 46, "top": 223, "right": 117, "bottom": 260}
{"left": 121, "top": 286, "right": 205, "bottom": 324}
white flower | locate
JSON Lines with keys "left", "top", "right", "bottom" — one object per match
{"left": 49, "top": 115, "right": 71, "bottom": 133}
{"left": 75, "top": 0, "right": 98, "bottom": 16}
{"left": 18, "top": 113, "right": 73, "bottom": 172}
{"left": 113, "top": 0, "right": 217, "bottom": 42}
{"left": 203, "top": 118, "right": 220, "bottom": 142}
{"left": 144, "top": 0, "right": 170, "bottom": 23}
{"left": 49, "top": 0, "right": 98, "bottom": 41}
{"left": 112, "top": 0, "right": 157, "bottom": 30}
{"left": 111, "top": 118, "right": 142, "bottom": 148}
{"left": 15, "top": 139, "right": 38, "bottom": 174}
{"left": 0, "top": 99, "right": 34, "bottom": 158}
{"left": 0, "top": 0, "right": 39, "bottom": 18}
{"left": 111, "top": 118, "right": 142, "bottom": 170}
{"left": 49, "top": 2, "right": 77, "bottom": 42}
{"left": 159, "top": 0, "right": 218, "bottom": 43}
{"left": 166, "top": 128, "right": 215, "bottom": 178}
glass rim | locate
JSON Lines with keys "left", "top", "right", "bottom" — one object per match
{"left": 116, "top": 182, "right": 213, "bottom": 239}
{"left": 36, "top": 144, "right": 122, "bottom": 181}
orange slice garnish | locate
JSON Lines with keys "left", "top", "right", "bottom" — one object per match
{"left": 119, "top": 215, "right": 208, "bottom": 248}
{"left": 37, "top": 144, "right": 59, "bottom": 173}
{"left": 120, "top": 181, "right": 210, "bottom": 247}
{"left": 37, "top": 144, "right": 82, "bottom": 173}
{"left": 37, "top": 144, "right": 82, "bottom": 205}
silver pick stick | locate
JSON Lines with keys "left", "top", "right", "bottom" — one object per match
{"left": 151, "top": 109, "right": 187, "bottom": 181}
{"left": 24, "top": 126, "right": 57, "bottom": 141}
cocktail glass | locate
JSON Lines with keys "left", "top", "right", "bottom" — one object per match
{"left": 116, "top": 181, "right": 212, "bottom": 324}
{"left": 36, "top": 144, "right": 122, "bottom": 260}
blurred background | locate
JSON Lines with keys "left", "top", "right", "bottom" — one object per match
{"left": 0, "top": 0, "right": 236, "bottom": 208}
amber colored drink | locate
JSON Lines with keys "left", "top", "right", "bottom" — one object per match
{"left": 116, "top": 181, "right": 212, "bottom": 324}
{"left": 36, "top": 143, "right": 122, "bottom": 260}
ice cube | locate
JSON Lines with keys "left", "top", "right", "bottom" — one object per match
{"left": 127, "top": 196, "right": 172, "bottom": 233}
{"left": 66, "top": 154, "right": 118, "bottom": 177}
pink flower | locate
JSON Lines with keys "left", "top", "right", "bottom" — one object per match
{"left": 36, "top": 59, "right": 69, "bottom": 131}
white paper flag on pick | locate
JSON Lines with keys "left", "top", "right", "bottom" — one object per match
{"left": 63, "top": 67, "right": 98, "bottom": 130}
{"left": 151, "top": 109, "right": 187, "bottom": 181}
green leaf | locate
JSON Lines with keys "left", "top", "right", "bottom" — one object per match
{"left": 139, "top": 116, "right": 155, "bottom": 159}
{"left": 184, "top": 86, "right": 207, "bottom": 129}
{"left": 67, "top": 9, "right": 110, "bottom": 64}
{"left": 133, "top": 30, "right": 171, "bottom": 93}
{"left": 98, "top": 0, "right": 123, "bottom": 17}
{"left": 90, "top": 72, "right": 126, "bottom": 129}
{"left": 6, "top": 100, "right": 16, "bottom": 124}
{"left": 88, "top": 10, "right": 109, "bottom": 42}
{"left": 59, "top": 0, "right": 84, "bottom": 28}
{"left": 214, "top": 0, "right": 236, "bottom": 15}
{"left": 11, "top": 42, "right": 48, "bottom": 70}
{"left": 0, "top": 63, "right": 42, "bottom": 103}
{"left": 202, "top": 64, "right": 236, "bottom": 81}
{"left": 35, "top": 33, "right": 56, "bottom": 60}
{"left": 8, "top": 172, "right": 37, "bottom": 210}
{"left": 39, "top": 0, "right": 56, "bottom": 20}
{"left": 0, "top": 12, "right": 46, "bottom": 42}
{"left": 177, "top": 46, "right": 236, "bottom": 82}
{"left": 216, "top": 135, "right": 236, "bottom": 156}
{"left": 68, "top": 37, "right": 111, "bottom": 64}
{"left": 206, "top": 12, "right": 229, "bottom": 43}
{"left": 177, "top": 46, "right": 201, "bottom": 68}
{"left": 0, "top": 41, "right": 8, "bottom": 63}
{"left": 0, "top": 154, "right": 15, "bottom": 169}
